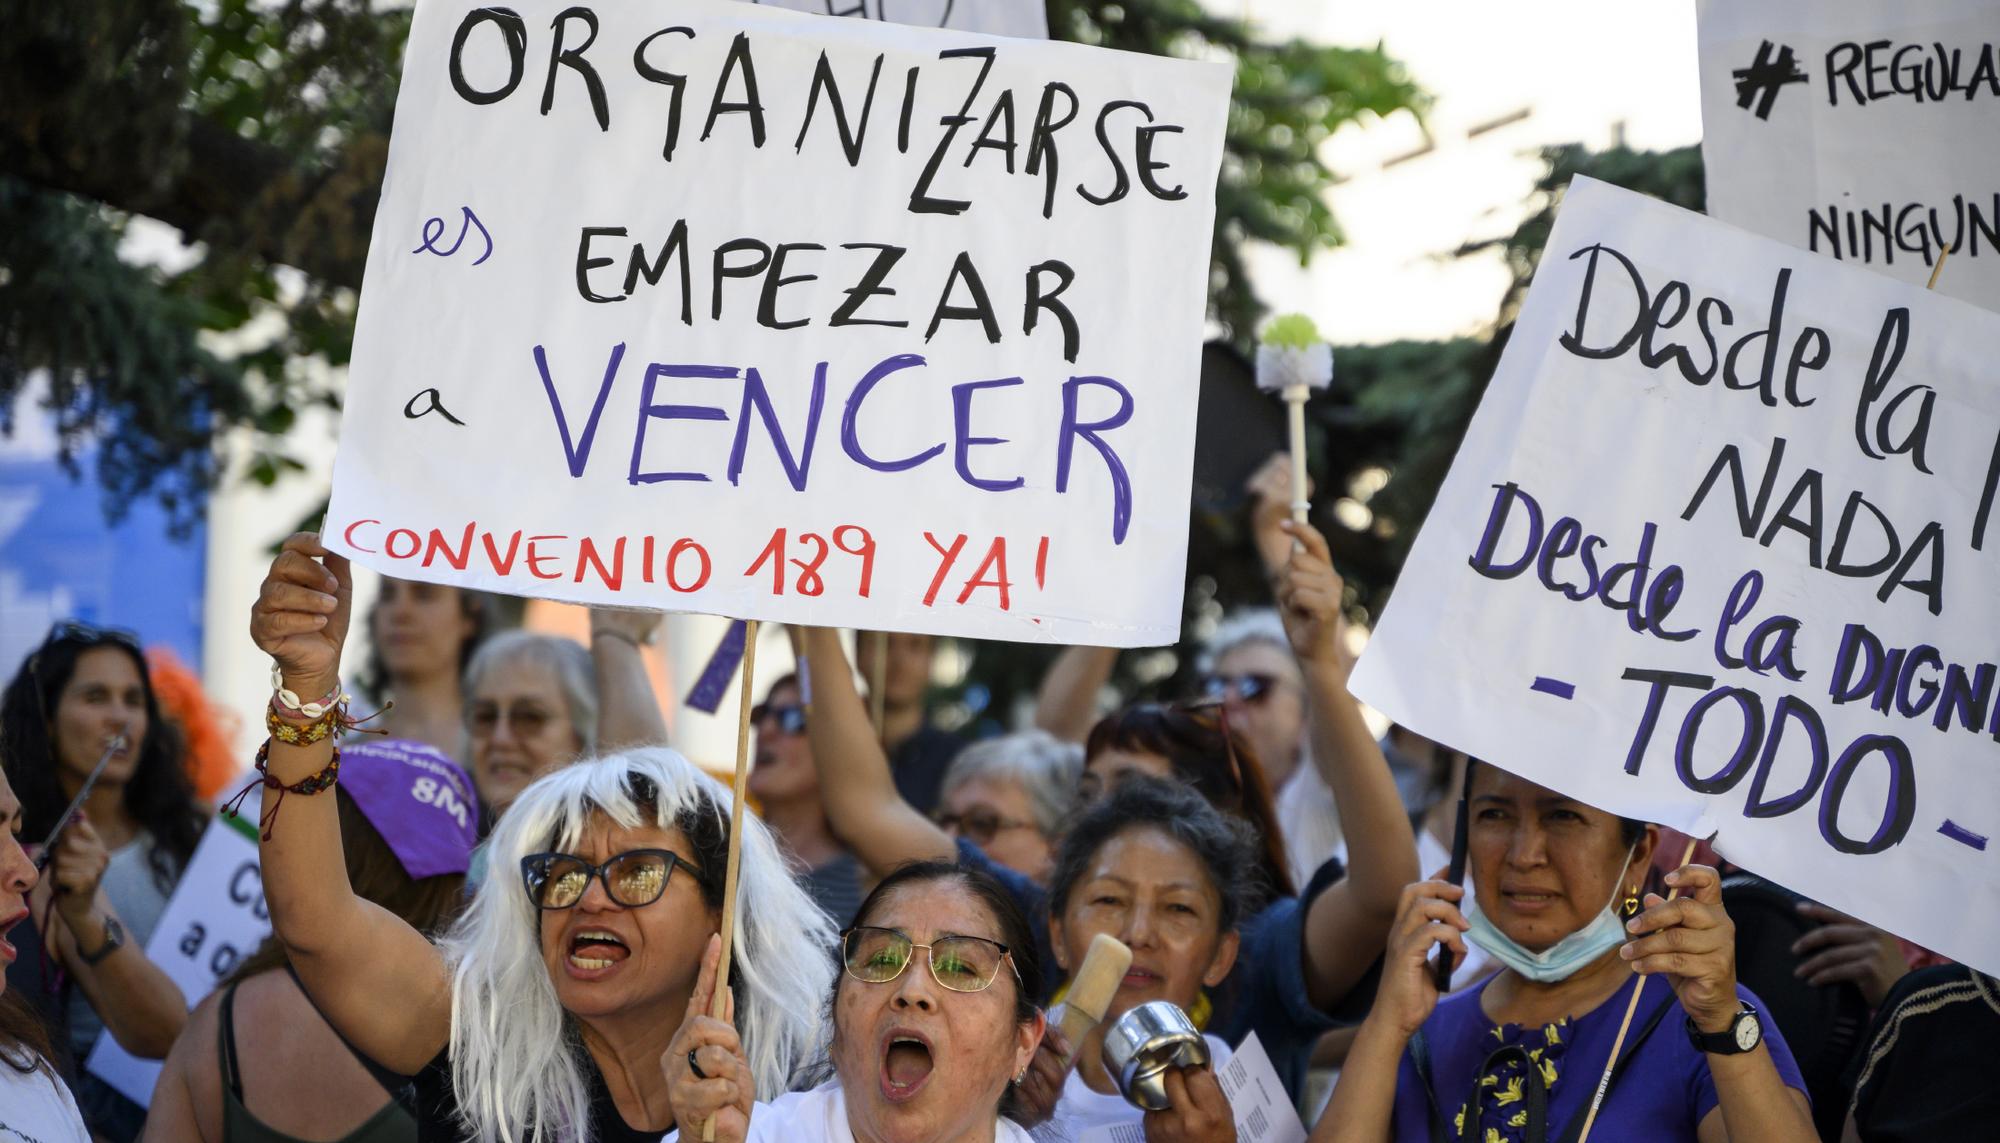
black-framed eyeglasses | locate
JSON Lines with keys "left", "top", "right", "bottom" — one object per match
{"left": 934, "top": 808, "right": 1036, "bottom": 847}
{"left": 841, "top": 926, "right": 1018, "bottom": 993}
{"left": 751, "top": 702, "right": 807, "bottom": 736}
{"left": 520, "top": 849, "right": 703, "bottom": 910}
{"left": 1196, "top": 672, "right": 1279, "bottom": 706}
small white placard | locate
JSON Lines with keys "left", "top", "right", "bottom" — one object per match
{"left": 85, "top": 820, "right": 270, "bottom": 1107}
{"left": 1076, "top": 1033, "right": 1307, "bottom": 1143}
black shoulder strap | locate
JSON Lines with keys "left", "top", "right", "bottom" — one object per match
{"left": 281, "top": 963, "right": 414, "bottom": 1101}
{"left": 1553, "top": 993, "right": 1675, "bottom": 1143}
{"left": 1409, "top": 1029, "right": 1455, "bottom": 1143}
{"left": 218, "top": 981, "right": 244, "bottom": 1099}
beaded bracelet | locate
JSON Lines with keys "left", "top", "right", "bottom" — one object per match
{"left": 222, "top": 740, "right": 343, "bottom": 840}
{"left": 266, "top": 701, "right": 348, "bottom": 746}
{"left": 265, "top": 689, "right": 395, "bottom": 746}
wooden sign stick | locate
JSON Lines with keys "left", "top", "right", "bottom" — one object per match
{"left": 1575, "top": 835, "right": 1701, "bottom": 1143}
{"left": 703, "top": 617, "right": 761, "bottom": 1143}
{"left": 1926, "top": 244, "right": 1953, "bottom": 290}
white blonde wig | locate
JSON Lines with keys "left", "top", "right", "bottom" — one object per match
{"left": 439, "top": 747, "right": 835, "bottom": 1142}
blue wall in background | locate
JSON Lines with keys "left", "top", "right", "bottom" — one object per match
{"left": 0, "top": 435, "right": 206, "bottom": 681}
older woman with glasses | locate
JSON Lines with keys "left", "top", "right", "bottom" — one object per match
{"left": 248, "top": 535, "right": 832, "bottom": 1140}
{"left": 460, "top": 604, "right": 668, "bottom": 826}
{"left": 668, "top": 860, "right": 1042, "bottom": 1143}
{"left": 932, "top": 731, "right": 1082, "bottom": 884}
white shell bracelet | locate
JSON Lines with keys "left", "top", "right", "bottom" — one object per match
{"left": 269, "top": 662, "right": 346, "bottom": 720}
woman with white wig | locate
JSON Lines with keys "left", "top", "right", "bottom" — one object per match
{"left": 247, "top": 535, "right": 834, "bottom": 1141}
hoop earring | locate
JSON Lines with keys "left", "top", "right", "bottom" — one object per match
{"left": 1620, "top": 888, "right": 1642, "bottom": 917}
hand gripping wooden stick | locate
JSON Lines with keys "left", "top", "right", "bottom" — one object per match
{"left": 703, "top": 618, "right": 760, "bottom": 1143}
{"left": 1575, "top": 835, "right": 1701, "bottom": 1143}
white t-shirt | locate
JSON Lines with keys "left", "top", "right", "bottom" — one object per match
{"left": 667, "top": 1083, "right": 1037, "bottom": 1143}
{"left": 0, "top": 1056, "right": 90, "bottom": 1143}
{"left": 1275, "top": 760, "right": 1341, "bottom": 892}
{"left": 1052, "top": 1034, "right": 1233, "bottom": 1137}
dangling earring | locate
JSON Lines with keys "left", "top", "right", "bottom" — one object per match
{"left": 1013, "top": 1067, "right": 1029, "bottom": 1085}
{"left": 1620, "top": 887, "right": 1642, "bottom": 917}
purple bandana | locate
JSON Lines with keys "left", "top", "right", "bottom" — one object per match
{"left": 337, "top": 738, "right": 481, "bottom": 879}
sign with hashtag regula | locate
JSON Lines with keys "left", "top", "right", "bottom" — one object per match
{"left": 1697, "top": 0, "right": 2000, "bottom": 313}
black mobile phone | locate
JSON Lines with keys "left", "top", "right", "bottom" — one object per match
{"left": 1432, "top": 758, "right": 1473, "bottom": 992}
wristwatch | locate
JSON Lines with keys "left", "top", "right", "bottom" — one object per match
{"left": 79, "top": 916, "right": 125, "bottom": 966}
{"left": 1686, "top": 1002, "right": 1762, "bottom": 1055}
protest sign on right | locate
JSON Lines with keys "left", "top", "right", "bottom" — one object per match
{"left": 1351, "top": 176, "right": 2000, "bottom": 976}
{"left": 1698, "top": 0, "right": 2000, "bottom": 312}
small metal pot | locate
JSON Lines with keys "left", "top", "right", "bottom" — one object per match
{"left": 1100, "top": 1000, "right": 1210, "bottom": 1111}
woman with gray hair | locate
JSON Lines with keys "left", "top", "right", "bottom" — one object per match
{"left": 462, "top": 608, "right": 668, "bottom": 823}
{"left": 248, "top": 535, "right": 834, "bottom": 1141}
{"left": 933, "top": 731, "right": 1081, "bottom": 883}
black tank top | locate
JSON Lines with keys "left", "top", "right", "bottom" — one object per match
{"left": 219, "top": 979, "right": 415, "bottom": 1143}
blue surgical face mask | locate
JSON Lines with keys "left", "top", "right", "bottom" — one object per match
{"left": 1463, "top": 844, "right": 1637, "bottom": 984}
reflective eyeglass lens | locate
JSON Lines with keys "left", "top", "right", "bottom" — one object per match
{"left": 533, "top": 858, "right": 592, "bottom": 908}
{"left": 930, "top": 937, "right": 1004, "bottom": 991}
{"left": 842, "top": 929, "right": 1005, "bottom": 992}
{"left": 608, "top": 854, "right": 668, "bottom": 905}
{"left": 1237, "top": 674, "right": 1270, "bottom": 702}
{"left": 845, "top": 929, "right": 913, "bottom": 982}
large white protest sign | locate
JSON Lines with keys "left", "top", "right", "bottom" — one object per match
{"left": 749, "top": 0, "right": 1046, "bottom": 40}
{"left": 87, "top": 820, "right": 269, "bottom": 1106}
{"left": 1698, "top": 0, "right": 2000, "bottom": 312}
{"left": 324, "top": 0, "right": 1228, "bottom": 648}
{"left": 1350, "top": 177, "right": 2000, "bottom": 975}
